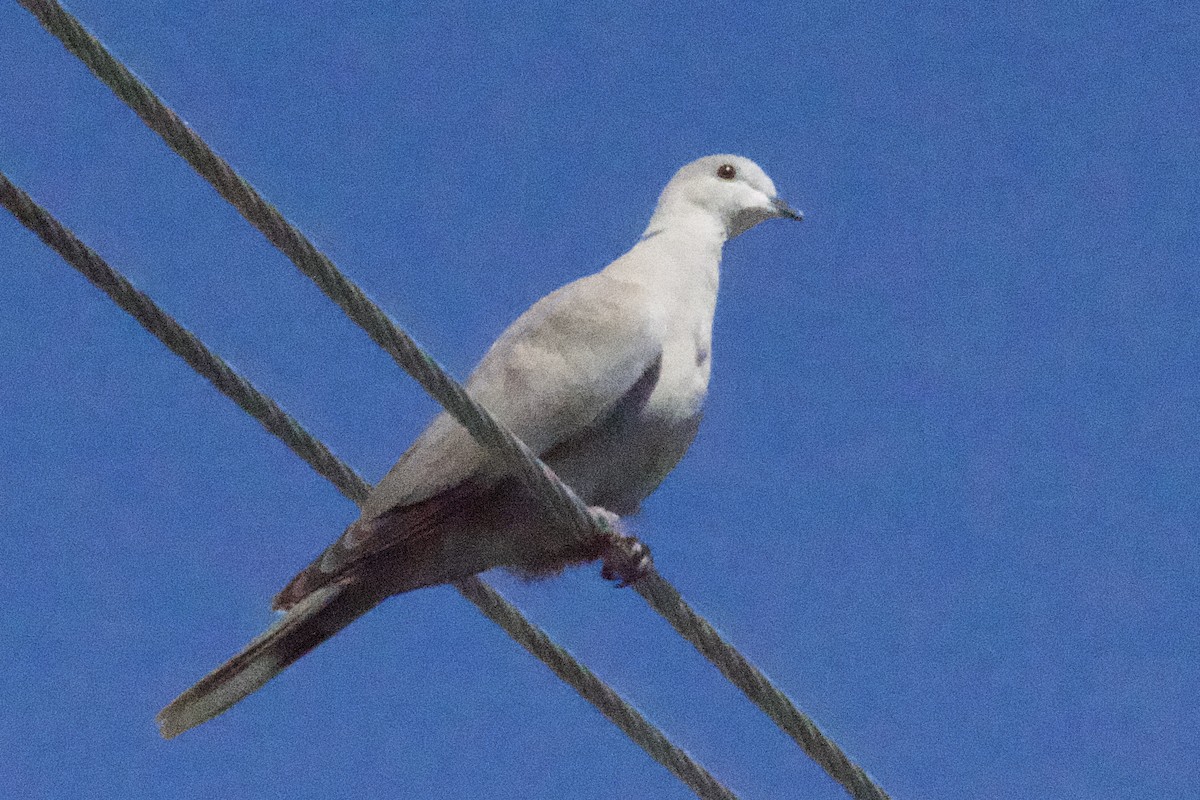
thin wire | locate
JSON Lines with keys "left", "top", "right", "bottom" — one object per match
{"left": 0, "top": 169, "right": 740, "bottom": 800}
{"left": 14, "top": 4, "right": 892, "bottom": 797}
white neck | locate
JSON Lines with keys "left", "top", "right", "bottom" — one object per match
{"left": 641, "top": 201, "right": 729, "bottom": 244}
{"left": 601, "top": 207, "right": 725, "bottom": 295}
{"left": 602, "top": 205, "right": 725, "bottom": 357}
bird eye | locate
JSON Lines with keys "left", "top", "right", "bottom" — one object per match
{"left": 716, "top": 164, "right": 737, "bottom": 180}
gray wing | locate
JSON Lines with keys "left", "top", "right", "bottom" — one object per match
{"left": 360, "top": 270, "right": 663, "bottom": 520}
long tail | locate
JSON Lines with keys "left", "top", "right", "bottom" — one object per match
{"left": 156, "top": 579, "right": 385, "bottom": 738}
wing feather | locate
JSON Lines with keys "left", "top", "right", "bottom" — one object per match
{"left": 274, "top": 271, "right": 663, "bottom": 609}
{"left": 362, "top": 270, "right": 662, "bottom": 518}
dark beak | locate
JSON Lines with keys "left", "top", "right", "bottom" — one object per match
{"left": 771, "top": 197, "right": 804, "bottom": 221}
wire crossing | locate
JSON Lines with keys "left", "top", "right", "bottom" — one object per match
{"left": 0, "top": 169, "right": 740, "bottom": 800}
{"left": 14, "top": 3, "right": 893, "bottom": 798}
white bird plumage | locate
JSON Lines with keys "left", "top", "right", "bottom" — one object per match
{"left": 157, "top": 153, "right": 802, "bottom": 738}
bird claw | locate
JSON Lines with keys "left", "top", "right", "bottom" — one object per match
{"left": 599, "top": 537, "right": 653, "bottom": 589}
{"left": 601, "top": 537, "right": 652, "bottom": 587}
{"left": 584, "top": 506, "right": 652, "bottom": 587}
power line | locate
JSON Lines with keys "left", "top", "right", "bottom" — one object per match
{"left": 0, "top": 168, "right": 740, "bottom": 800}
{"left": 13, "top": 3, "right": 893, "bottom": 797}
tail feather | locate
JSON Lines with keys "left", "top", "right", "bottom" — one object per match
{"left": 156, "top": 580, "right": 384, "bottom": 738}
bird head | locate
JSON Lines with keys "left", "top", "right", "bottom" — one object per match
{"left": 652, "top": 154, "right": 803, "bottom": 240}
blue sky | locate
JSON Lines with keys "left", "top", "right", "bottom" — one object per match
{"left": 1, "top": 2, "right": 1196, "bottom": 798}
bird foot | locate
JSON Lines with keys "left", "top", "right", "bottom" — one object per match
{"left": 588, "top": 507, "right": 653, "bottom": 588}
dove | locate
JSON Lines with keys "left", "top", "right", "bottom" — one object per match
{"left": 157, "top": 154, "right": 803, "bottom": 738}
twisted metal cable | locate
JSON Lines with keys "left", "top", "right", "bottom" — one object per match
{"left": 14, "top": 4, "right": 892, "bottom": 798}
{"left": 0, "top": 169, "right": 740, "bottom": 800}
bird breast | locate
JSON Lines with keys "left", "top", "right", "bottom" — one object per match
{"left": 546, "top": 294, "right": 715, "bottom": 515}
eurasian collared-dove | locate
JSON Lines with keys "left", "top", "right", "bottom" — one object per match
{"left": 158, "top": 154, "right": 802, "bottom": 738}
